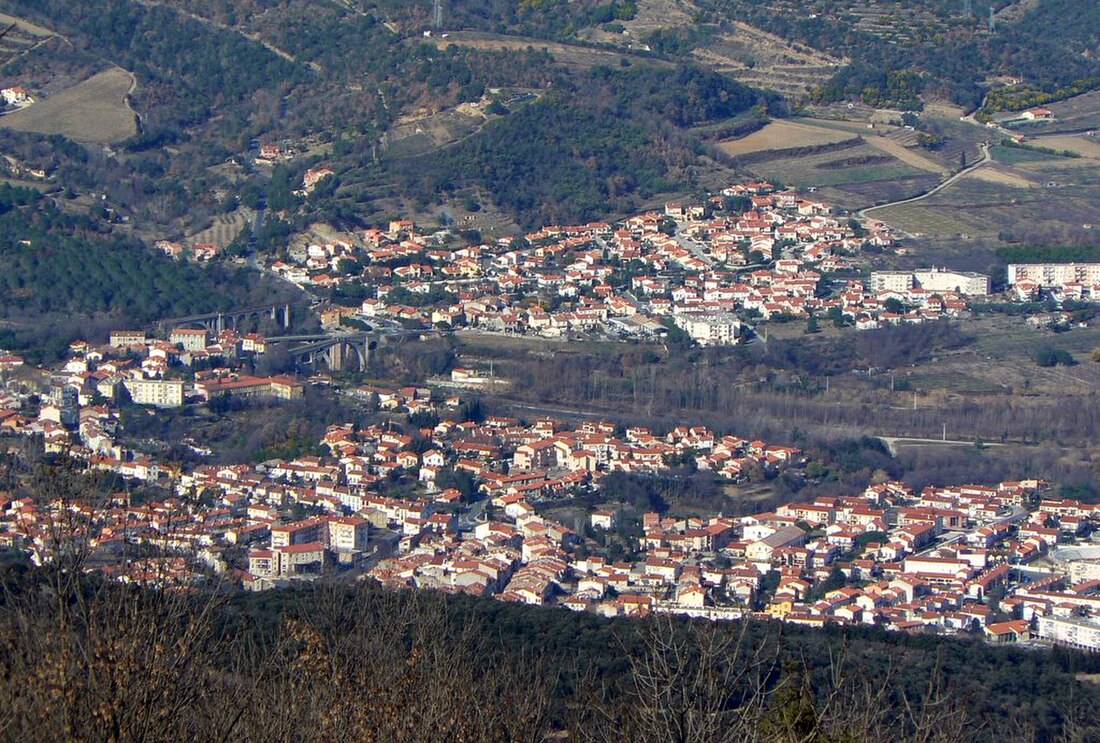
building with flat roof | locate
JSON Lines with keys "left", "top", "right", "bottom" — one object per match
{"left": 871, "top": 268, "right": 989, "bottom": 296}
{"left": 1037, "top": 614, "right": 1100, "bottom": 652}
{"left": 674, "top": 311, "right": 742, "bottom": 346}
{"left": 123, "top": 379, "right": 185, "bottom": 408}
{"left": 109, "top": 331, "right": 147, "bottom": 348}
{"left": 196, "top": 374, "right": 304, "bottom": 401}
{"left": 1007, "top": 263, "right": 1100, "bottom": 288}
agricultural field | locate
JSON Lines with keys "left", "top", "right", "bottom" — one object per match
{"left": 741, "top": 138, "right": 938, "bottom": 209}
{"left": 690, "top": 22, "right": 844, "bottom": 99}
{"left": 862, "top": 134, "right": 944, "bottom": 174}
{"left": 0, "top": 11, "right": 54, "bottom": 67}
{"left": 715, "top": 119, "right": 855, "bottom": 156}
{"left": 1030, "top": 134, "right": 1100, "bottom": 159}
{"left": 384, "top": 107, "right": 487, "bottom": 159}
{"left": 988, "top": 143, "right": 1065, "bottom": 166}
{"left": 962, "top": 163, "right": 1036, "bottom": 189}
{"left": 1025, "top": 90, "right": 1100, "bottom": 133}
{"left": 874, "top": 159, "right": 1100, "bottom": 238}
{"left": 0, "top": 67, "right": 136, "bottom": 144}
{"left": 185, "top": 208, "right": 254, "bottom": 250}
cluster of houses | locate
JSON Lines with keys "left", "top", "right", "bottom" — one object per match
{"left": 262, "top": 183, "right": 1004, "bottom": 344}
{"left": 0, "top": 325, "right": 304, "bottom": 481}
{"left": 2, "top": 333, "right": 1100, "bottom": 649}
{"left": 370, "top": 475, "right": 1100, "bottom": 650}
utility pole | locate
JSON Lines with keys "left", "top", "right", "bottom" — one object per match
{"left": 942, "top": 422, "right": 947, "bottom": 441}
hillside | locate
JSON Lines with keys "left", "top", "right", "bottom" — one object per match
{"left": 1, "top": 561, "right": 1097, "bottom": 742}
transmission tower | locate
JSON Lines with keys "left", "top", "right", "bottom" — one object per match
{"left": 432, "top": 0, "right": 443, "bottom": 28}
{"left": 988, "top": 5, "right": 996, "bottom": 32}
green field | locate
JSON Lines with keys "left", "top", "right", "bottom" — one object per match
{"left": 748, "top": 143, "right": 927, "bottom": 188}
{"left": 877, "top": 161, "right": 1100, "bottom": 237}
{"left": 989, "top": 144, "right": 1065, "bottom": 165}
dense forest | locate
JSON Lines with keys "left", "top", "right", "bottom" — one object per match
{"left": 0, "top": 558, "right": 1097, "bottom": 742}
{"left": 0, "top": 189, "right": 293, "bottom": 359}
{"left": 388, "top": 64, "right": 770, "bottom": 227}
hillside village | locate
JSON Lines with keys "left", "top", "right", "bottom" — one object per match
{"left": 0, "top": 181, "right": 1099, "bottom": 654}
{"left": 204, "top": 180, "right": 1005, "bottom": 344}
{"left": 1, "top": 337, "right": 1100, "bottom": 650}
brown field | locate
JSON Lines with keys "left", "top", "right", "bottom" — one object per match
{"left": 875, "top": 160, "right": 1100, "bottom": 238}
{"left": 961, "top": 164, "right": 1035, "bottom": 189}
{"left": 0, "top": 68, "right": 137, "bottom": 144}
{"left": 863, "top": 135, "right": 946, "bottom": 174}
{"left": 1032, "top": 134, "right": 1100, "bottom": 159}
{"left": 716, "top": 120, "right": 855, "bottom": 156}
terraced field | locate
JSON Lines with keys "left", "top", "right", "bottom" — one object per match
{"left": 692, "top": 22, "right": 844, "bottom": 98}
{"left": 186, "top": 208, "right": 254, "bottom": 249}
{"left": 0, "top": 11, "right": 54, "bottom": 66}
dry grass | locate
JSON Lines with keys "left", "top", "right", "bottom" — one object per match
{"left": 716, "top": 120, "right": 855, "bottom": 156}
{"left": 863, "top": 135, "right": 946, "bottom": 174}
{"left": 1034, "top": 134, "right": 1100, "bottom": 159}
{"left": 961, "top": 164, "right": 1036, "bottom": 188}
{"left": 0, "top": 68, "right": 136, "bottom": 144}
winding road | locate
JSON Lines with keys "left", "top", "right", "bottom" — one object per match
{"left": 857, "top": 142, "right": 992, "bottom": 231}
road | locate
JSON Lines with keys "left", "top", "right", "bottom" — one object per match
{"left": 857, "top": 142, "right": 991, "bottom": 234}
{"left": 673, "top": 234, "right": 716, "bottom": 269}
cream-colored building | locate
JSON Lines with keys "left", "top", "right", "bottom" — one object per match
{"left": 328, "top": 516, "right": 369, "bottom": 552}
{"left": 170, "top": 328, "right": 208, "bottom": 352}
{"left": 912, "top": 267, "right": 990, "bottom": 296}
{"left": 871, "top": 268, "right": 989, "bottom": 296}
{"left": 110, "top": 330, "right": 147, "bottom": 348}
{"left": 123, "top": 379, "right": 185, "bottom": 408}
{"left": 1007, "top": 263, "right": 1100, "bottom": 288}
{"left": 746, "top": 525, "right": 807, "bottom": 563}
{"left": 675, "top": 311, "right": 741, "bottom": 346}
{"left": 1037, "top": 615, "right": 1100, "bottom": 652}
{"left": 869, "top": 271, "right": 914, "bottom": 294}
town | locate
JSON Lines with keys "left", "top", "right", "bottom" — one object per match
{"left": 1, "top": 175, "right": 1100, "bottom": 652}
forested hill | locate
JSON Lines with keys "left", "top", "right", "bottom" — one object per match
{"left": 390, "top": 66, "right": 773, "bottom": 228}
{"left": 0, "top": 185, "right": 294, "bottom": 361}
{"left": 0, "top": 0, "right": 775, "bottom": 234}
{"left": 1, "top": 0, "right": 1093, "bottom": 240}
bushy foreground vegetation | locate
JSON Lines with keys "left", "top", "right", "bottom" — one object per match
{"left": 0, "top": 562, "right": 1098, "bottom": 743}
